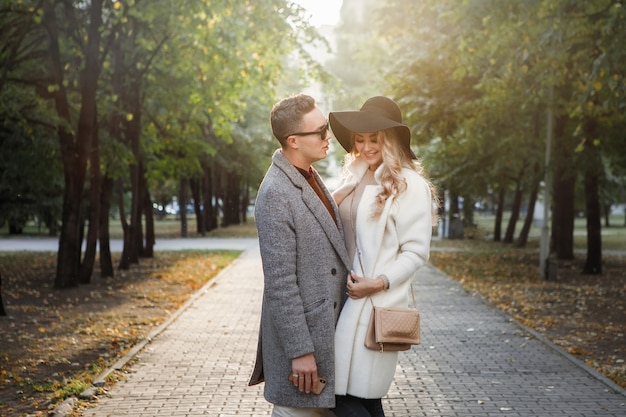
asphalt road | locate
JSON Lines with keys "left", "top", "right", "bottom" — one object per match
{"left": 0, "top": 237, "right": 258, "bottom": 252}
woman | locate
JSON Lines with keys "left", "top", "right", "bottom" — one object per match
{"left": 328, "top": 96, "right": 437, "bottom": 416}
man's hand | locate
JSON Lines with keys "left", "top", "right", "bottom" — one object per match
{"left": 291, "top": 353, "right": 318, "bottom": 394}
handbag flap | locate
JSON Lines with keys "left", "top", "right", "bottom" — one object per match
{"left": 374, "top": 307, "right": 420, "bottom": 344}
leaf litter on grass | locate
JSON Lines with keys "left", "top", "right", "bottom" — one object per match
{"left": 0, "top": 250, "right": 240, "bottom": 417}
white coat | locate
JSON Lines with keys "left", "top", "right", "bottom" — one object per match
{"left": 332, "top": 157, "right": 432, "bottom": 399}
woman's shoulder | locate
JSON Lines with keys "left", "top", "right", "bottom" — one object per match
{"left": 400, "top": 166, "right": 427, "bottom": 183}
{"left": 400, "top": 167, "right": 431, "bottom": 196}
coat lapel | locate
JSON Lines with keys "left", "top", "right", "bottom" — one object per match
{"left": 273, "top": 150, "right": 350, "bottom": 269}
{"left": 310, "top": 169, "right": 350, "bottom": 267}
{"left": 336, "top": 157, "right": 391, "bottom": 277}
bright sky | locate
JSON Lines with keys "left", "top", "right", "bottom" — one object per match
{"left": 292, "top": 0, "right": 342, "bottom": 27}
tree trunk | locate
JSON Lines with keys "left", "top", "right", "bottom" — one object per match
{"left": 79, "top": 110, "right": 102, "bottom": 285}
{"left": 42, "top": 206, "right": 59, "bottom": 236}
{"left": 45, "top": 0, "right": 103, "bottom": 289}
{"left": 550, "top": 116, "right": 575, "bottom": 260}
{"left": 449, "top": 189, "right": 460, "bottom": 217}
{"left": 8, "top": 223, "right": 23, "bottom": 234}
{"left": 179, "top": 177, "right": 188, "bottom": 237}
{"left": 241, "top": 181, "right": 250, "bottom": 224}
{"left": 127, "top": 113, "right": 143, "bottom": 265}
{"left": 583, "top": 169, "right": 602, "bottom": 274}
{"left": 99, "top": 175, "right": 114, "bottom": 278}
{"left": 493, "top": 187, "right": 505, "bottom": 242}
{"left": 222, "top": 172, "right": 241, "bottom": 226}
{"left": 551, "top": 169, "right": 576, "bottom": 259}
{"left": 215, "top": 166, "right": 224, "bottom": 227}
{"left": 582, "top": 119, "right": 602, "bottom": 274}
{"left": 461, "top": 195, "right": 474, "bottom": 227}
{"left": 135, "top": 166, "right": 147, "bottom": 258}
{"left": 515, "top": 175, "right": 540, "bottom": 248}
{"left": 201, "top": 162, "right": 214, "bottom": 232}
{"left": 143, "top": 186, "right": 155, "bottom": 258}
{"left": 190, "top": 178, "right": 204, "bottom": 235}
{"left": 205, "top": 165, "right": 220, "bottom": 231}
{"left": 108, "top": 13, "right": 127, "bottom": 271}
{"left": 118, "top": 179, "right": 131, "bottom": 271}
{"left": 48, "top": 8, "right": 82, "bottom": 288}
{"left": 504, "top": 179, "right": 523, "bottom": 243}
{"left": 110, "top": 19, "right": 143, "bottom": 266}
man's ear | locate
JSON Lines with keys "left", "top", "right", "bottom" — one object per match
{"left": 286, "top": 135, "right": 298, "bottom": 150}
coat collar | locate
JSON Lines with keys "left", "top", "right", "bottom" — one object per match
{"left": 332, "top": 156, "right": 397, "bottom": 277}
{"left": 271, "top": 149, "right": 310, "bottom": 190}
{"left": 271, "top": 149, "right": 351, "bottom": 269}
{"left": 333, "top": 156, "right": 384, "bottom": 207}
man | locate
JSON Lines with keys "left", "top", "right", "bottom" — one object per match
{"left": 249, "top": 94, "right": 350, "bottom": 417}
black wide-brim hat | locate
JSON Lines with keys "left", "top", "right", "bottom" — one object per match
{"left": 329, "top": 96, "right": 411, "bottom": 153}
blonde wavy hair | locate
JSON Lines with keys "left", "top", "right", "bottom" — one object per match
{"left": 343, "top": 128, "right": 439, "bottom": 224}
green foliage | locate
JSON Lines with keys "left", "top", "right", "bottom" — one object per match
{"left": 332, "top": 0, "right": 626, "bottom": 214}
{"left": 326, "top": 0, "right": 392, "bottom": 110}
{"left": 0, "top": 0, "right": 329, "bottom": 237}
{"left": 0, "top": 84, "right": 63, "bottom": 231}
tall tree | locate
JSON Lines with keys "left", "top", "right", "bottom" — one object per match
{"left": 40, "top": 0, "right": 106, "bottom": 288}
{"left": 360, "top": 0, "right": 626, "bottom": 264}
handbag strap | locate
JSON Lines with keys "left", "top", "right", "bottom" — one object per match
{"left": 368, "top": 282, "right": 418, "bottom": 310}
{"left": 350, "top": 184, "right": 417, "bottom": 311}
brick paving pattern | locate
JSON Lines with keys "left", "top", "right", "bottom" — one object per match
{"left": 83, "top": 242, "right": 626, "bottom": 416}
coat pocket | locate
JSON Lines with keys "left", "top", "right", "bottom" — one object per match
{"left": 303, "top": 298, "right": 334, "bottom": 353}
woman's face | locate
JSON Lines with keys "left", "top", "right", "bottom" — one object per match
{"left": 354, "top": 132, "right": 383, "bottom": 169}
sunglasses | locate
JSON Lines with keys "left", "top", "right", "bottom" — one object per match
{"left": 285, "top": 123, "right": 330, "bottom": 141}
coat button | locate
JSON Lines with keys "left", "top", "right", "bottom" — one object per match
{"left": 331, "top": 268, "right": 337, "bottom": 275}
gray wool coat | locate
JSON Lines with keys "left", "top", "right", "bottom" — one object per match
{"left": 249, "top": 149, "right": 350, "bottom": 409}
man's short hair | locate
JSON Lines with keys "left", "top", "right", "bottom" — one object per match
{"left": 270, "top": 94, "right": 316, "bottom": 146}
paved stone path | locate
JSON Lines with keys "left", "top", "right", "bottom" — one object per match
{"left": 71, "top": 241, "right": 624, "bottom": 416}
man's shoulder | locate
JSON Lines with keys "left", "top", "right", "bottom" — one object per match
{"left": 256, "top": 167, "right": 295, "bottom": 206}
{"left": 260, "top": 157, "right": 306, "bottom": 192}
{"left": 259, "top": 164, "right": 289, "bottom": 189}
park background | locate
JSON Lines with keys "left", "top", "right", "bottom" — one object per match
{"left": 1, "top": 0, "right": 625, "bottom": 415}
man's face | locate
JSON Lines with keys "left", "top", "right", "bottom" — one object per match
{"left": 292, "top": 107, "right": 331, "bottom": 164}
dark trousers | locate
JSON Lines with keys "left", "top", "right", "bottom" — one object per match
{"left": 331, "top": 395, "right": 385, "bottom": 417}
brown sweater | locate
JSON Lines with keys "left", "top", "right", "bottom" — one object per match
{"left": 298, "top": 167, "right": 337, "bottom": 226}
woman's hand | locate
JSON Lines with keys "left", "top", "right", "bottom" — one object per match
{"left": 346, "top": 271, "right": 385, "bottom": 299}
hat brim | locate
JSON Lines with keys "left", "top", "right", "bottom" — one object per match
{"left": 329, "top": 111, "right": 411, "bottom": 153}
